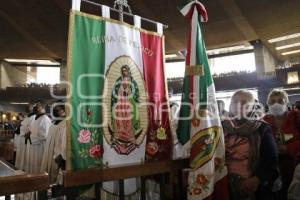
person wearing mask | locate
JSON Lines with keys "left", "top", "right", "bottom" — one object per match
{"left": 264, "top": 89, "right": 300, "bottom": 200}
{"left": 26, "top": 101, "right": 51, "bottom": 173}
{"left": 223, "top": 90, "right": 278, "bottom": 200}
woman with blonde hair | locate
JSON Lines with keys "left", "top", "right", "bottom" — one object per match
{"left": 264, "top": 89, "right": 300, "bottom": 200}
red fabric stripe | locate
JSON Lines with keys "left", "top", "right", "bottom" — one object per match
{"left": 140, "top": 32, "right": 172, "bottom": 161}
{"left": 204, "top": 175, "right": 229, "bottom": 200}
{"left": 186, "top": 23, "right": 194, "bottom": 105}
{"left": 195, "top": 3, "right": 208, "bottom": 22}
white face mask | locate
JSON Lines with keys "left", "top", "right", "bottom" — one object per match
{"left": 269, "top": 103, "right": 287, "bottom": 116}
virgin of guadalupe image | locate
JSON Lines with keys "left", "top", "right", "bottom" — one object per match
{"left": 108, "top": 65, "right": 143, "bottom": 155}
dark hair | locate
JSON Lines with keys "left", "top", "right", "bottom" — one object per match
{"left": 55, "top": 100, "right": 66, "bottom": 111}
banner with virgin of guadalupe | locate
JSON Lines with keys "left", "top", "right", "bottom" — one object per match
{"left": 66, "top": 10, "right": 172, "bottom": 195}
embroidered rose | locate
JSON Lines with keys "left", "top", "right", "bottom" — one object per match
{"left": 146, "top": 142, "right": 158, "bottom": 156}
{"left": 156, "top": 127, "right": 167, "bottom": 140}
{"left": 193, "top": 188, "right": 202, "bottom": 195}
{"left": 191, "top": 118, "right": 200, "bottom": 127}
{"left": 89, "top": 145, "right": 104, "bottom": 158}
{"left": 78, "top": 129, "right": 91, "bottom": 144}
{"left": 196, "top": 174, "right": 208, "bottom": 185}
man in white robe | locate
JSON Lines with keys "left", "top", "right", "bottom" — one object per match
{"left": 26, "top": 102, "right": 51, "bottom": 173}
{"left": 53, "top": 103, "right": 67, "bottom": 184}
{"left": 15, "top": 104, "right": 35, "bottom": 170}
{"left": 41, "top": 103, "right": 66, "bottom": 183}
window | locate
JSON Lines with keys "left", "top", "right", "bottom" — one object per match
{"left": 209, "top": 53, "right": 256, "bottom": 76}
{"left": 165, "top": 61, "right": 185, "bottom": 78}
{"left": 36, "top": 67, "right": 60, "bottom": 84}
{"left": 287, "top": 71, "right": 299, "bottom": 84}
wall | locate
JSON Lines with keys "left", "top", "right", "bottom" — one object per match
{"left": 253, "top": 41, "right": 277, "bottom": 78}
{"left": 0, "top": 62, "right": 27, "bottom": 89}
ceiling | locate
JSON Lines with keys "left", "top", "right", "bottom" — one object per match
{"left": 0, "top": 0, "right": 300, "bottom": 62}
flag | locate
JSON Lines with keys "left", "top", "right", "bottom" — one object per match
{"left": 177, "top": 1, "right": 228, "bottom": 199}
{"left": 66, "top": 10, "right": 172, "bottom": 195}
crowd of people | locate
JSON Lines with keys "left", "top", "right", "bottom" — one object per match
{"left": 6, "top": 88, "right": 300, "bottom": 200}
{"left": 217, "top": 89, "right": 300, "bottom": 200}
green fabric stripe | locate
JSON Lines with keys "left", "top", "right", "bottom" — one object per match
{"left": 196, "top": 20, "right": 213, "bottom": 109}
{"left": 70, "top": 14, "right": 105, "bottom": 170}
{"left": 176, "top": 76, "right": 191, "bottom": 145}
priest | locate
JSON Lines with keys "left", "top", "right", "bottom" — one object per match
{"left": 15, "top": 104, "right": 35, "bottom": 171}
{"left": 41, "top": 102, "right": 66, "bottom": 183}
{"left": 53, "top": 103, "right": 67, "bottom": 184}
{"left": 26, "top": 101, "right": 51, "bottom": 173}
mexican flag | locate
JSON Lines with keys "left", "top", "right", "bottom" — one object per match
{"left": 66, "top": 10, "right": 172, "bottom": 195}
{"left": 176, "top": 1, "right": 228, "bottom": 200}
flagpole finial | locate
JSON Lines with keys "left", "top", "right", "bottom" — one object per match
{"left": 114, "top": 0, "right": 132, "bottom": 22}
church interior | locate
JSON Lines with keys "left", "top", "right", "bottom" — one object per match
{"left": 1, "top": 0, "right": 300, "bottom": 200}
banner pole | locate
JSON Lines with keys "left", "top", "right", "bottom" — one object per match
{"left": 81, "top": 0, "right": 168, "bottom": 28}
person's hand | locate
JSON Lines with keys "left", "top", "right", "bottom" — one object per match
{"left": 240, "top": 176, "right": 260, "bottom": 195}
{"left": 55, "top": 155, "right": 66, "bottom": 170}
{"left": 25, "top": 132, "right": 31, "bottom": 139}
{"left": 278, "top": 145, "right": 288, "bottom": 154}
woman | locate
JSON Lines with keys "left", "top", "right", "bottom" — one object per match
{"left": 224, "top": 90, "right": 278, "bottom": 200}
{"left": 263, "top": 89, "right": 300, "bottom": 199}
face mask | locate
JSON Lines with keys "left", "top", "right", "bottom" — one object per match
{"left": 269, "top": 103, "right": 287, "bottom": 116}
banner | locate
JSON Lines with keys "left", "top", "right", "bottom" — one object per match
{"left": 66, "top": 11, "right": 172, "bottom": 195}
{"left": 177, "top": 1, "right": 228, "bottom": 200}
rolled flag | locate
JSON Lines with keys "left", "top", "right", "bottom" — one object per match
{"left": 177, "top": 1, "right": 228, "bottom": 200}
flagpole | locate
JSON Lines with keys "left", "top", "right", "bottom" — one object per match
{"left": 81, "top": 0, "right": 168, "bottom": 28}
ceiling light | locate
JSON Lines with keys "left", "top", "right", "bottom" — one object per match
{"left": 281, "top": 49, "right": 300, "bottom": 55}
{"left": 206, "top": 45, "right": 253, "bottom": 55}
{"left": 268, "top": 33, "right": 300, "bottom": 43}
{"left": 4, "top": 58, "right": 60, "bottom": 65}
{"left": 276, "top": 42, "right": 300, "bottom": 50}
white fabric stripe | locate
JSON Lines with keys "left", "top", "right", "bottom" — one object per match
{"left": 103, "top": 21, "right": 145, "bottom": 195}
{"left": 190, "top": 7, "right": 198, "bottom": 66}
{"left": 156, "top": 22, "right": 163, "bottom": 34}
{"left": 134, "top": 15, "right": 141, "bottom": 28}
{"left": 101, "top": 5, "right": 110, "bottom": 18}
{"left": 71, "top": 0, "right": 81, "bottom": 11}
{"left": 180, "top": 1, "right": 195, "bottom": 16}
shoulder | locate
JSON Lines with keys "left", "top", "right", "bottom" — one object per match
{"left": 58, "top": 120, "right": 66, "bottom": 127}
{"left": 30, "top": 115, "right": 36, "bottom": 120}
{"left": 257, "top": 120, "right": 272, "bottom": 130}
{"left": 221, "top": 119, "right": 233, "bottom": 129}
{"left": 287, "top": 110, "right": 300, "bottom": 118}
{"left": 255, "top": 120, "right": 273, "bottom": 139}
{"left": 41, "top": 114, "right": 51, "bottom": 122}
